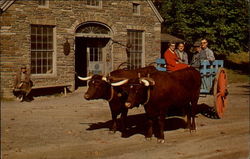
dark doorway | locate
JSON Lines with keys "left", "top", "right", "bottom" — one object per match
{"left": 75, "top": 37, "right": 87, "bottom": 89}
{"left": 75, "top": 37, "right": 110, "bottom": 89}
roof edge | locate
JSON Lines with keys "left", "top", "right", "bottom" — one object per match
{"left": 0, "top": 0, "right": 15, "bottom": 13}
{"left": 147, "top": 0, "right": 164, "bottom": 23}
{"left": 0, "top": 0, "right": 164, "bottom": 24}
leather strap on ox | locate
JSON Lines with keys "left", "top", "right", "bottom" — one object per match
{"left": 142, "top": 87, "right": 151, "bottom": 105}
{"left": 107, "top": 86, "right": 114, "bottom": 102}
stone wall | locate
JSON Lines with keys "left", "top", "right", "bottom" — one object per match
{"left": 0, "top": 0, "right": 161, "bottom": 98}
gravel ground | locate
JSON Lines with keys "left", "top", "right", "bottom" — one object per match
{"left": 1, "top": 82, "right": 249, "bottom": 159}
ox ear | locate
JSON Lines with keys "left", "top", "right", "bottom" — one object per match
{"left": 140, "top": 79, "right": 150, "bottom": 86}
{"left": 111, "top": 79, "right": 129, "bottom": 86}
{"left": 102, "top": 76, "right": 108, "bottom": 82}
{"left": 140, "top": 77, "right": 155, "bottom": 86}
{"left": 138, "top": 73, "right": 141, "bottom": 78}
{"left": 78, "top": 75, "right": 92, "bottom": 81}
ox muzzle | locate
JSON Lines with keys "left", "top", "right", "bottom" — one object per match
{"left": 125, "top": 102, "right": 132, "bottom": 108}
{"left": 84, "top": 93, "right": 91, "bottom": 100}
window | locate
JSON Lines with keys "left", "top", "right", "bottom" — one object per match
{"left": 89, "top": 47, "right": 102, "bottom": 62}
{"left": 38, "top": 0, "right": 48, "bottom": 6}
{"left": 76, "top": 23, "right": 111, "bottom": 37}
{"left": 133, "top": 3, "right": 140, "bottom": 15}
{"left": 127, "top": 30, "right": 143, "bottom": 69}
{"left": 87, "top": 0, "right": 101, "bottom": 7}
{"left": 31, "top": 25, "right": 54, "bottom": 75}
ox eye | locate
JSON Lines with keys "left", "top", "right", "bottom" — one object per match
{"left": 92, "top": 81, "right": 95, "bottom": 84}
{"left": 130, "top": 85, "right": 133, "bottom": 89}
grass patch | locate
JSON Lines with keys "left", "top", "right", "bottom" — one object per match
{"left": 224, "top": 52, "right": 249, "bottom": 84}
{"left": 225, "top": 68, "right": 249, "bottom": 84}
{"left": 226, "top": 52, "right": 249, "bottom": 64}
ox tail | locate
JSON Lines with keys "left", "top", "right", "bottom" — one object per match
{"left": 197, "top": 103, "right": 220, "bottom": 119}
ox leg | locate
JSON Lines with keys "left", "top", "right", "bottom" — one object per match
{"left": 110, "top": 113, "right": 118, "bottom": 133}
{"left": 191, "top": 110, "right": 196, "bottom": 131}
{"left": 186, "top": 104, "right": 192, "bottom": 131}
{"left": 191, "top": 98, "right": 199, "bottom": 131}
{"left": 157, "top": 115, "right": 165, "bottom": 143}
{"left": 186, "top": 112, "right": 192, "bottom": 131}
{"left": 120, "top": 108, "right": 128, "bottom": 137}
{"left": 145, "top": 117, "right": 153, "bottom": 140}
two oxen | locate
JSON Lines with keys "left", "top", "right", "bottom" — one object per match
{"left": 78, "top": 66, "right": 201, "bottom": 143}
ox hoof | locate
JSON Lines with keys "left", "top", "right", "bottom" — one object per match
{"left": 157, "top": 139, "right": 165, "bottom": 144}
{"left": 145, "top": 137, "right": 152, "bottom": 141}
{"left": 189, "top": 129, "right": 196, "bottom": 133}
{"left": 108, "top": 130, "right": 116, "bottom": 134}
{"left": 16, "top": 96, "right": 23, "bottom": 102}
{"left": 121, "top": 133, "right": 128, "bottom": 138}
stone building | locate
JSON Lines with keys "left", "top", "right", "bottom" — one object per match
{"left": 0, "top": 0, "right": 163, "bottom": 98}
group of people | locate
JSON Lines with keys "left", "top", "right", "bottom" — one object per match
{"left": 164, "top": 39, "right": 215, "bottom": 71}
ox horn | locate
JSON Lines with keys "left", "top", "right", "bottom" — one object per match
{"left": 111, "top": 79, "right": 129, "bottom": 86}
{"left": 78, "top": 75, "right": 92, "bottom": 81}
{"left": 141, "top": 79, "right": 150, "bottom": 86}
{"left": 141, "top": 77, "right": 155, "bottom": 86}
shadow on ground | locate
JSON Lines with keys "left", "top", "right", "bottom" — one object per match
{"left": 84, "top": 113, "right": 187, "bottom": 138}
{"left": 224, "top": 60, "right": 249, "bottom": 75}
{"left": 83, "top": 103, "right": 224, "bottom": 138}
{"left": 29, "top": 86, "right": 71, "bottom": 97}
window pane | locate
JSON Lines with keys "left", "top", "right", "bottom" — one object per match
{"left": 37, "top": 35, "right": 42, "bottom": 43}
{"left": 99, "top": 48, "right": 102, "bottom": 61}
{"left": 42, "top": 59, "right": 47, "bottom": 73}
{"left": 87, "top": 0, "right": 100, "bottom": 6}
{"left": 37, "top": 27, "right": 41, "bottom": 34}
{"left": 43, "top": 27, "right": 47, "bottom": 34}
{"left": 48, "top": 36, "right": 53, "bottom": 42}
{"left": 94, "top": 48, "right": 98, "bottom": 61}
{"left": 31, "top": 27, "right": 36, "bottom": 35}
{"left": 31, "top": 43, "right": 36, "bottom": 50}
{"left": 31, "top": 35, "right": 36, "bottom": 42}
{"left": 39, "top": 0, "right": 46, "bottom": 6}
{"left": 37, "top": 42, "right": 42, "bottom": 50}
{"left": 37, "top": 66, "right": 41, "bottom": 74}
{"left": 43, "top": 35, "right": 48, "bottom": 43}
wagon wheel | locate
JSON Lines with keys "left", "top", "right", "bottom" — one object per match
{"left": 148, "top": 62, "right": 156, "bottom": 66}
{"left": 117, "top": 62, "right": 134, "bottom": 70}
{"left": 117, "top": 62, "right": 129, "bottom": 70}
{"left": 213, "top": 68, "right": 228, "bottom": 118}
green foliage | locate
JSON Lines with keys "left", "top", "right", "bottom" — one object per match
{"left": 157, "top": 0, "right": 249, "bottom": 55}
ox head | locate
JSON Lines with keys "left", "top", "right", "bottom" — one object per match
{"left": 111, "top": 77, "right": 155, "bottom": 108}
{"left": 78, "top": 75, "right": 110, "bottom": 100}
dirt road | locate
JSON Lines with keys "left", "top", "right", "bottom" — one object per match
{"left": 1, "top": 83, "right": 249, "bottom": 159}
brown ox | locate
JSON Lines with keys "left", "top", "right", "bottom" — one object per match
{"left": 112, "top": 67, "right": 201, "bottom": 143}
{"left": 78, "top": 66, "right": 157, "bottom": 137}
